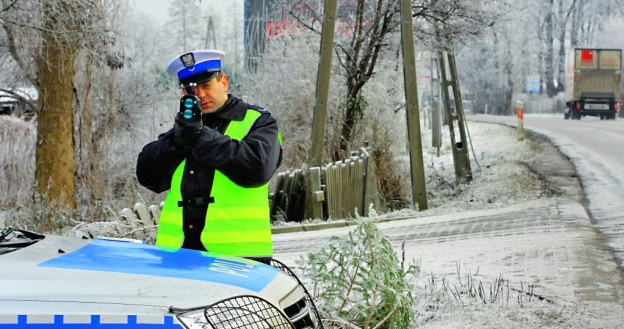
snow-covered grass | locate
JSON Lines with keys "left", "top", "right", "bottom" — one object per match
{"left": 389, "top": 118, "right": 624, "bottom": 328}
{"left": 276, "top": 119, "right": 573, "bottom": 227}
{"left": 410, "top": 256, "right": 624, "bottom": 328}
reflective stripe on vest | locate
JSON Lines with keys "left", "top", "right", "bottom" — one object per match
{"left": 156, "top": 109, "right": 273, "bottom": 257}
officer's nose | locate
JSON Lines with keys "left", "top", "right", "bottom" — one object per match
{"left": 195, "top": 88, "right": 206, "bottom": 98}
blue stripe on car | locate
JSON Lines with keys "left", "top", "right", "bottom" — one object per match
{"left": 0, "top": 314, "right": 181, "bottom": 328}
{"left": 37, "top": 239, "right": 278, "bottom": 292}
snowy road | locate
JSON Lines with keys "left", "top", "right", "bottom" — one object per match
{"left": 470, "top": 113, "right": 624, "bottom": 270}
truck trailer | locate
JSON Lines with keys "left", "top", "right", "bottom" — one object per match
{"left": 564, "top": 48, "right": 622, "bottom": 120}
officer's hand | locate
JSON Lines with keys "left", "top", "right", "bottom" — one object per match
{"left": 173, "top": 112, "right": 203, "bottom": 150}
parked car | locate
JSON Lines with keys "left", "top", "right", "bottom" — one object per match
{"left": 0, "top": 227, "right": 321, "bottom": 329}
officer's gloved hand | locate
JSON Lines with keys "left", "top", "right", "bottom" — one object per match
{"left": 173, "top": 112, "right": 203, "bottom": 150}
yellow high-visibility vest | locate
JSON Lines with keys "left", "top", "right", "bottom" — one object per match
{"left": 156, "top": 109, "right": 273, "bottom": 257}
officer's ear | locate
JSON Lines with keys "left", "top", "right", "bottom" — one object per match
{"left": 219, "top": 73, "right": 229, "bottom": 93}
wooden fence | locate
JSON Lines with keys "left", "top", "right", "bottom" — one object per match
{"left": 270, "top": 148, "right": 375, "bottom": 222}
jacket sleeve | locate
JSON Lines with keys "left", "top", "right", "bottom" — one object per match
{"left": 191, "top": 113, "right": 283, "bottom": 187}
{"left": 135, "top": 129, "right": 188, "bottom": 193}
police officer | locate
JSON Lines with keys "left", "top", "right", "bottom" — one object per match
{"left": 136, "top": 50, "right": 282, "bottom": 259}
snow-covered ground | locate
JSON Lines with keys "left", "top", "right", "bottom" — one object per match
{"left": 275, "top": 114, "right": 624, "bottom": 328}
{"left": 390, "top": 115, "right": 624, "bottom": 328}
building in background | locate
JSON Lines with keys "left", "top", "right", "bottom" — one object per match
{"left": 244, "top": 0, "right": 278, "bottom": 70}
{"left": 244, "top": 0, "right": 362, "bottom": 70}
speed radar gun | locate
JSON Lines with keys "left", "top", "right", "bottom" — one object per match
{"left": 179, "top": 84, "right": 202, "bottom": 122}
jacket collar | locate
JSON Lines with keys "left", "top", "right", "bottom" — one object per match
{"left": 203, "top": 94, "right": 247, "bottom": 121}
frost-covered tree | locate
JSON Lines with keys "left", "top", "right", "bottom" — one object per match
{"left": 278, "top": 0, "right": 504, "bottom": 160}
{"left": 455, "top": 0, "right": 623, "bottom": 117}
{"left": 530, "top": 0, "right": 622, "bottom": 97}
{"left": 0, "top": 0, "right": 122, "bottom": 212}
{"left": 240, "top": 27, "right": 324, "bottom": 169}
{"left": 0, "top": 0, "right": 179, "bottom": 224}
{"left": 206, "top": 1, "right": 245, "bottom": 95}
{"left": 74, "top": 5, "right": 178, "bottom": 216}
{"left": 571, "top": 0, "right": 623, "bottom": 46}
{"left": 167, "top": 0, "right": 204, "bottom": 52}
{"left": 554, "top": 0, "right": 578, "bottom": 94}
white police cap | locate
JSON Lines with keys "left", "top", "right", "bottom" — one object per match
{"left": 166, "top": 50, "right": 225, "bottom": 85}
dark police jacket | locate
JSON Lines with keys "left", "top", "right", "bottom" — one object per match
{"left": 136, "top": 95, "right": 282, "bottom": 251}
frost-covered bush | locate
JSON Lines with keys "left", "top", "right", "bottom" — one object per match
{"left": 297, "top": 209, "right": 419, "bottom": 328}
{"left": 240, "top": 27, "right": 340, "bottom": 169}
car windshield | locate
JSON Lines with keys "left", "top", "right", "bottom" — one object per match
{"left": 0, "top": 227, "right": 44, "bottom": 255}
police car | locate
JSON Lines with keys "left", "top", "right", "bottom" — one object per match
{"left": 0, "top": 227, "right": 320, "bottom": 329}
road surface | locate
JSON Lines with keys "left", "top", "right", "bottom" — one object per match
{"left": 470, "top": 113, "right": 624, "bottom": 270}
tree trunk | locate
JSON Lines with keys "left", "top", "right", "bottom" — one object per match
{"left": 335, "top": 0, "right": 389, "bottom": 160}
{"left": 337, "top": 90, "right": 363, "bottom": 160}
{"left": 544, "top": 0, "right": 556, "bottom": 97}
{"left": 570, "top": 5, "right": 580, "bottom": 47}
{"left": 35, "top": 3, "right": 77, "bottom": 209}
{"left": 556, "top": 0, "right": 577, "bottom": 93}
{"left": 556, "top": 0, "right": 566, "bottom": 92}
{"left": 504, "top": 34, "right": 514, "bottom": 116}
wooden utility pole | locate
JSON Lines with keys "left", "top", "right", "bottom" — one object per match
{"left": 399, "top": 0, "right": 428, "bottom": 210}
{"left": 438, "top": 50, "right": 472, "bottom": 183}
{"left": 431, "top": 56, "right": 442, "bottom": 154}
{"left": 305, "top": 0, "right": 338, "bottom": 219}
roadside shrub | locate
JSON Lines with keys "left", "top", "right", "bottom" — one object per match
{"left": 298, "top": 208, "right": 419, "bottom": 329}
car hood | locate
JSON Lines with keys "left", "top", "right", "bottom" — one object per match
{"left": 0, "top": 234, "right": 299, "bottom": 316}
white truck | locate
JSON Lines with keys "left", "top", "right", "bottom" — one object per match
{"left": 564, "top": 48, "right": 622, "bottom": 120}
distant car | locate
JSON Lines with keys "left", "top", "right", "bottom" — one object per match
{"left": 0, "top": 227, "right": 321, "bottom": 329}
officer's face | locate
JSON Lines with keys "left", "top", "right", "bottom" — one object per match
{"left": 194, "top": 73, "right": 229, "bottom": 114}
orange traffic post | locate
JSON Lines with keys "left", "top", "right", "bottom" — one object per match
{"left": 516, "top": 101, "right": 525, "bottom": 141}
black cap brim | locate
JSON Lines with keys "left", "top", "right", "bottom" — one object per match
{"left": 179, "top": 69, "right": 220, "bottom": 87}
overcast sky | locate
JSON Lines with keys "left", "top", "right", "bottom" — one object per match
{"left": 132, "top": 0, "right": 170, "bottom": 21}
{"left": 131, "top": 0, "right": 242, "bottom": 22}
